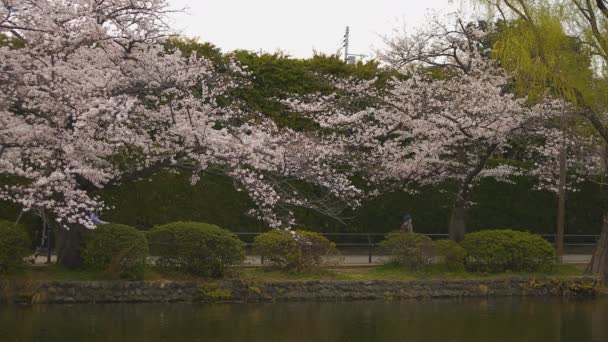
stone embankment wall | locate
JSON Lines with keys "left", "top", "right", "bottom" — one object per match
{"left": 0, "top": 277, "right": 600, "bottom": 305}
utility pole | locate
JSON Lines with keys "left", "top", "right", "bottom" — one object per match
{"left": 341, "top": 26, "right": 366, "bottom": 64}
{"left": 343, "top": 26, "right": 350, "bottom": 63}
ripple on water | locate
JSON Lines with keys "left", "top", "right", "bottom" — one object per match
{"left": 0, "top": 298, "right": 607, "bottom": 342}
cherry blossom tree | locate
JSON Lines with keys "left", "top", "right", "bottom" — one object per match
{"left": 377, "top": 13, "right": 492, "bottom": 73}
{"left": 0, "top": 0, "right": 360, "bottom": 267}
{"left": 285, "top": 17, "right": 563, "bottom": 241}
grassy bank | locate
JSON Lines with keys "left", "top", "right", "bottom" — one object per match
{"left": 4, "top": 263, "right": 587, "bottom": 283}
{"left": 240, "top": 264, "right": 587, "bottom": 281}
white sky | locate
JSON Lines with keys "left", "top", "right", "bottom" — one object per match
{"left": 168, "top": 0, "right": 471, "bottom": 59}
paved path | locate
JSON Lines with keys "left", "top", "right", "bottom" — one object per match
{"left": 30, "top": 254, "right": 592, "bottom": 267}
{"left": 244, "top": 254, "right": 592, "bottom": 266}
{"left": 558, "top": 254, "right": 592, "bottom": 264}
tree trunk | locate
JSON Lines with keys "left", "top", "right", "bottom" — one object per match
{"left": 447, "top": 143, "right": 499, "bottom": 242}
{"left": 54, "top": 224, "right": 88, "bottom": 269}
{"left": 586, "top": 213, "right": 608, "bottom": 282}
{"left": 586, "top": 144, "right": 608, "bottom": 282}
{"left": 556, "top": 107, "right": 568, "bottom": 258}
{"left": 449, "top": 197, "right": 467, "bottom": 242}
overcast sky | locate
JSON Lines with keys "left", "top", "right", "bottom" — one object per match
{"left": 168, "top": 1, "right": 472, "bottom": 59}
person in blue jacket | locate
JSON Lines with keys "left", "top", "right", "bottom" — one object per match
{"left": 89, "top": 212, "right": 108, "bottom": 225}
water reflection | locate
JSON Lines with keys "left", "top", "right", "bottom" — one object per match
{"left": 1, "top": 298, "right": 607, "bottom": 341}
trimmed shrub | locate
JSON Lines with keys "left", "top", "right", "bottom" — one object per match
{"left": 253, "top": 229, "right": 300, "bottom": 271}
{"left": 463, "top": 229, "right": 556, "bottom": 273}
{"left": 0, "top": 220, "right": 31, "bottom": 274}
{"left": 296, "top": 230, "right": 341, "bottom": 270}
{"left": 82, "top": 223, "right": 148, "bottom": 279}
{"left": 253, "top": 229, "right": 340, "bottom": 272}
{"left": 147, "top": 221, "right": 245, "bottom": 277}
{"left": 434, "top": 239, "right": 466, "bottom": 272}
{"left": 378, "top": 232, "right": 435, "bottom": 271}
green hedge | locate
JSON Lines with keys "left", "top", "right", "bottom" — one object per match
{"left": 434, "top": 239, "right": 467, "bottom": 272}
{"left": 93, "top": 173, "right": 605, "bottom": 235}
{"left": 378, "top": 233, "right": 467, "bottom": 271}
{"left": 147, "top": 221, "right": 245, "bottom": 277}
{"left": 1, "top": 175, "right": 606, "bottom": 237}
{"left": 253, "top": 229, "right": 340, "bottom": 272}
{"left": 462, "top": 229, "right": 557, "bottom": 273}
{"left": 0, "top": 220, "right": 31, "bottom": 274}
{"left": 96, "top": 172, "right": 265, "bottom": 232}
{"left": 82, "top": 223, "right": 149, "bottom": 279}
{"left": 378, "top": 232, "right": 436, "bottom": 270}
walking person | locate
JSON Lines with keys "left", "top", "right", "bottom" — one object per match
{"left": 400, "top": 212, "right": 414, "bottom": 233}
{"left": 89, "top": 212, "right": 108, "bottom": 225}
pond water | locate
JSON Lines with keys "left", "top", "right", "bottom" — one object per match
{"left": 1, "top": 298, "right": 607, "bottom": 341}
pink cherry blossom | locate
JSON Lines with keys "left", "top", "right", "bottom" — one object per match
{"left": 0, "top": 0, "right": 361, "bottom": 229}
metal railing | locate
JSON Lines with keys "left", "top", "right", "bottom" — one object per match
{"left": 235, "top": 232, "right": 601, "bottom": 264}
{"left": 539, "top": 234, "right": 601, "bottom": 246}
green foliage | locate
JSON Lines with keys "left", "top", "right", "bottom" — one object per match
{"left": 306, "top": 53, "right": 393, "bottom": 82}
{"left": 348, "top": 177, "right": 592, "bottom": 236}
{"left": 253, "top": 229, "right": 300, "bottom": 270}
{"left": 0, "top": 201, "right": 40, "bottom": 245}
{"left": 3, "top": 172, "right": 596, "bottom": 239}
{"left": 231, "top": 51, "right": 329, "bottom": 130}
{"left": 474, "top": 1, "right": 604, "bottom": 114}
{"left": 434, "top": 240, "right": 467, "bottom": 272}
{"left": 82, "top": 224, "right": 149, "bottom": 280}
{"left": 3, "top": 174, "right": 606, "bottom": 239}
{"left": 147, "top": 221, "right": 245, "bottom": 277}
{"left": 253, "top": 229, "right": 340, "bottom": 273}
{"left": 295, "top": 230, "right": 341, "bottom": 270}
{"left": 463, "top": 229, "right": 557, "bottom": 273}
{"left": 198, "top": 282, "right": 232, "bottom": 301}
{"left": 0, "top": 33, "right": 25, "bottom": 49}
{"left": 230, "top": 51, "right": 391, "bottom": 130}
{"left": 97, "top": 171, "right": 265, "bottom": 231}
{"left": 378, "top": 234, "right": 465, "bottom": 272}
{"left": 0, "top": 220, "right": 31, "bottom": 274}
{"left": 493, "top": 12, "right": 593, "bottom": 104}
{"left": 378, "top": 232, "right": 436, "bottom": 271}
{"left": 164, "top": 37, "right": 225, "bottom": 65}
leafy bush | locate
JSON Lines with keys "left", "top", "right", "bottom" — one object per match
{"left": 378, "top": 232, "right": 435, "bottom": 271}
{"left": 253, "top": 229, "right": 340, "bottom": 272}
{"left": 0, "top": 220, "right": 31, "bottom": 274}
{"left": 463, "top": 230, "right": 556, "bottom": 273}
{"left": 82, "top": 223, "right": 149, "bottom": 279}
{"left": 253, "top": 229, "right": 299, "bottom": 270}
{"left": 147, "top": 221, "right": 245, "bottom": 277}
{"left": 296, "top": 230, "right": 341, "bottom": 270}
{"left": 434, "top": 239, "right": 466, "bottom": 272}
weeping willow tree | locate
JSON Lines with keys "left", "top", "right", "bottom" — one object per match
{"left": 468, "top": 0, "right": 608, "bottom": 280}
{"left": 494, "top": 5, "right": 592, "bottom": 261}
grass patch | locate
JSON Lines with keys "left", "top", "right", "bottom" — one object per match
{"left": 4, "top": 265, "right": 188, "bottom": 282}
{"left": 5, "top": 265, "right": 107, "bottom": 282}
{"left": 239, "top": 263, "right": 586, "bottom": 282}
{"left": 4, "top": 263, "right": 587, "bottom": 283}
{"left": 239, "top": 267, "right": 340, "bottom": 281}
